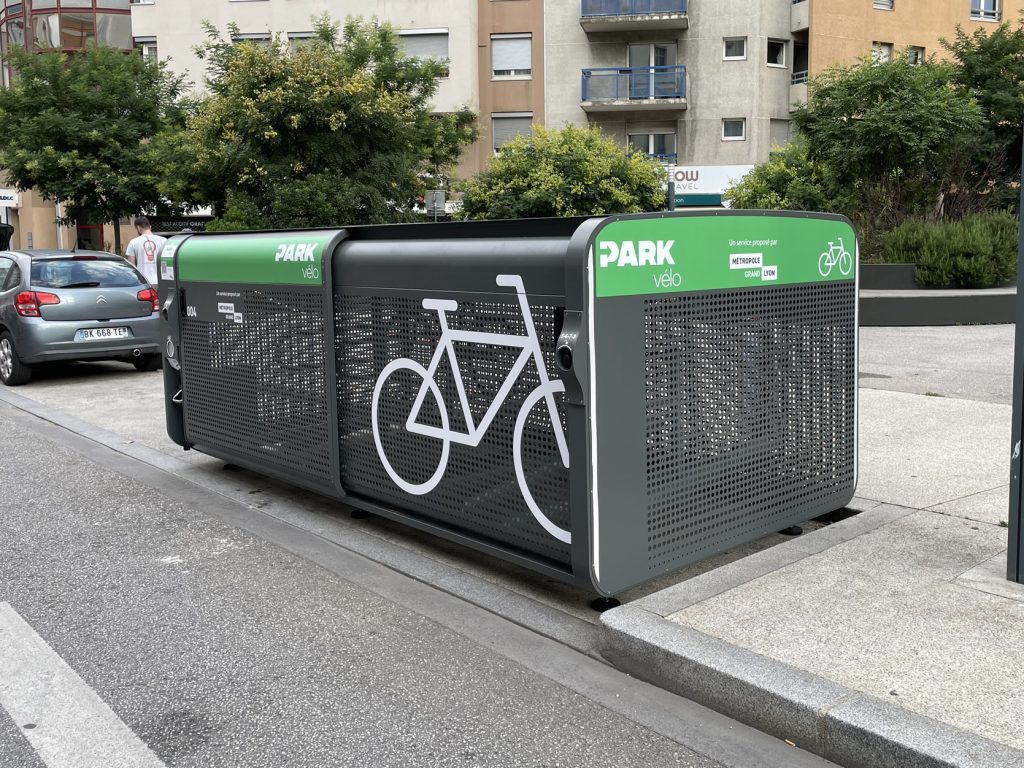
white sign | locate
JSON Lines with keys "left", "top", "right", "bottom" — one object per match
{"left": 729, "top": 253, "right": 763, "bottom": 269}
{"left": 668, "top": 165, "right": 754, "bottom": 195}
{"left": 0, "top": 189, "right": 20, "bottom": 208}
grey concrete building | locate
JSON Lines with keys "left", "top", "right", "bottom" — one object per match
{"left": 545, "top": 0, "right": 798, "bottom": 204}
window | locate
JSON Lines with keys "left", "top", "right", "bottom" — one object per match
{"left": 31, "top": 259, "right": 143, "bottom": 289}
{"left": 491, "top": 33, "right": 531, "bottom": 77}
{"left": 873, "top": 0, "right": 894, "bottom": 9}
{"left": 907, "top": 46, "right": 925, "bottom": 65}
{"left": 232, "top": 33, "right": 272, "bottom": 48}
{"left": 492, "top": 112, "right": 532, "bottom": 153}
{"left": 767, "top": 39, "right": 787, "bottom": 67}
{"left": 3, "top": 263, "right": 21, "bottom": 292}
{"left": 769, "top": 119, "right": 790, "bottom": 148}
{"left": 723, "top": 37, "right": 746, "bottom": 60}
{"left": 627, "top": 42, "right": 679, "bottom": 99}
{"left": 0, "top": 257, "right": 12, "bottom": 291}
{"left": 287, "top": 32, "right": 314, "bottom": 53}
{"left": 628, "top": 132, "right": 676, "bottom": 162}
{"left": 401, "top": 30, "right": 449, "bottom": 76}
{"left": 971, "top": 0, "right": 1000, "bottom": 20}
{"left": 722, "top": 118, "right": 745, "bottom": 141}
{"left": 630, "top": 41, "right": 676, "bottom": 68}
{"left": 96, "top": 13, "right": 131, "bottom": 48}
{"left": 134, "top": 35, "right": 156, "bottom": 62}
{"left": 872, "top": 41, "right": 893, "bottom": 62}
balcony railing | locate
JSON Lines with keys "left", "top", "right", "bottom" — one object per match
{"left": 581, "top": 0, "right": 688, "bottom": 16}
{"left": 628, "top": 151, "right": 678, "bottom": 165}
{"left": 792, "top": 69, "right": 809, "bottom": 85}
{"left": 581, "top": 65, "right": 687, "bottom": 104}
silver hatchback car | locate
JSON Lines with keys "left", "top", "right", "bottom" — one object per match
{"left": 0, "top": 249, "right": 162, "bottom": 386}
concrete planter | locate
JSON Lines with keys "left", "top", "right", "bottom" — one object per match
{"left": 860, "top": 263, "right": 917, "bottom": 290}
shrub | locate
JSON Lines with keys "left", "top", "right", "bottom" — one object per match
{"left": 459, "top": 124, "right": 666, "bottom": 219}
{"left": 880, "top": 211, "right": 1018, "bottom": 288}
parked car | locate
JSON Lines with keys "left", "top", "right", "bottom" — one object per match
{"left": 0, "top": 249, "right": 162, "bottom": 386}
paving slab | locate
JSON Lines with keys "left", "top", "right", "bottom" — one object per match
{"left": 856, "top": 388, "right": 1011, "bottom": 510}
{"left": 858, "top": 326, "right": 1014, "bottom": 406}
{"left": 927, "top": 485, "right": 1011, "bottom": 527}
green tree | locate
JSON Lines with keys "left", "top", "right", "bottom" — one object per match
{"left": 943, "top": 20, "right": 1024, "bottom": 209}
{"left": 459, "top": 124, "right": 666, "bottom": 220}
{"left": 724, "top": 140, "right": 843, "bottom": 212}
{"left": 157, "top": 17, "right": 478, "bottom": 229}
{"left": 791, "top": 56, "right": 984, "bottom": 226}
{"left": 0, "top": 45, "right": 188, "bottom": 252}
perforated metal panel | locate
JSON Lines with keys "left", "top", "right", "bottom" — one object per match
{"left": 180, "top": 287, "right": 333, "bottom": 490}
{"left": 644, "top": 282, "right": 856, "bottom": 570}
{"left": 334, "top": 291, "right": 572, "bottom": 565}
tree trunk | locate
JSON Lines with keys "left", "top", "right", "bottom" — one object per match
{"left": 113, "top": 219, "right": 122, "bottom": 255}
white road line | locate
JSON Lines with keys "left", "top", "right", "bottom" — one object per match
{"left": 0, "top": 602, "right": 166, "bottom": 768}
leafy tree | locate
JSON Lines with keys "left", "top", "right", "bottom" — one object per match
{"left": 459, "top": 124, "right": 666, "bottom": 219}
{"left": 0, "top": 45, "right": 188, "bottom": 252}
{"left": 943, "top": 20, "right": 1024, "bottom": 209}
{"left": 724, "top": 140, "right": 843, "bottom": 212}
{"left": 157, "top": 16, "right": 478, "bottom": 229}
{"left": 791, "top": 56, "right": 984, "bottom": 226}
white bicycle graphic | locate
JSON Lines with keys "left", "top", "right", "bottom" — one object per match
{"left": 371, "top": 274, "right": 571, "bottom": 544}
{"left": 818, "top": 237, "right": 853, "bottom": 277}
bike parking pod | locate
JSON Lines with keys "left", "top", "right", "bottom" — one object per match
{"left": 158, "top": 211, "right": 859, "bottom": 596}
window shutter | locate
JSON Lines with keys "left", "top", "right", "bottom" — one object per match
{"left": 492, "top": 115, "right": 533, "bottom": 151}
{"left": 492, "top": 36, "right": 531, "bottom": 73}
{"left": 401, "top": 33, "right": 448, "bottom": 61}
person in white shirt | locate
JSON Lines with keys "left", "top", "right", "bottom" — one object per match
{"left": 124, "top": 216, "right": 167, "bottom": 286}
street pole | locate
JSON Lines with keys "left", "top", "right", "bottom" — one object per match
{"left": 1007, "top": 135, "right": 1024, "bottom": 583}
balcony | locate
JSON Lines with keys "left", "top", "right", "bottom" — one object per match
{"left": 790, "top": 70, "right": 809, "bottom": 111}
{"left": 580, "top": 0, "right": 688, "bottom": 33}
{"left": 581, "top": 66, "right": 688, "bottom": 112}
{"left": 792, "top": 0, "right": 809, "bottom": 32}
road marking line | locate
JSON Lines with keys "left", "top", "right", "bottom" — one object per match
{"left": 0, "top": 602, "right": 166, "bottom": 768}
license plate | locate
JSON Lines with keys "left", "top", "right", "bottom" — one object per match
{"left": 75, "top": 327, "right": 131, "bottom": 341}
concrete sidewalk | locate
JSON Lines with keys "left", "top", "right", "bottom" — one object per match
{"left": 601, "top": 327, "right": 1024, "bottom": 768}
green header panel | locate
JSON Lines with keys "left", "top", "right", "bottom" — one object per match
{"left": 176, "top": 231, "right": 340, "bottom": 286}
{"left": 594, "top": 214, "right": 856, "bottom": 298}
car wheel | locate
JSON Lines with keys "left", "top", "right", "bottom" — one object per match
{"left": 0, "top": 331, "right": 32, "bottom": 386}
{"left": 132, "top": 353, "right": 162, "bottom": 372}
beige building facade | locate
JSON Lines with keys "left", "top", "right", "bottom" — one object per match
{"left": 803, "top": 0, "right": 1024, "bottom": 75}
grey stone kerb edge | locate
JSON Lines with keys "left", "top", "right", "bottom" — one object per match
{"left": 597, "top": 509, "right": 1024, "bottom": 768}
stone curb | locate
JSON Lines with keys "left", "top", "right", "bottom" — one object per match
{"left": 598, "top": 508, "right": 1024, "bottom": 768}
{"left": 859, "top": 288, "right": 1015, "bottom": 327}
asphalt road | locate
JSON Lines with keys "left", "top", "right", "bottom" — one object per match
{"left": 0, "top": 400, "right": 836, "bottom": 768}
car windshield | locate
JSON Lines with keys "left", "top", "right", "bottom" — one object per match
{"left": 31, "top": 259, "right": 144, "bottom": 289}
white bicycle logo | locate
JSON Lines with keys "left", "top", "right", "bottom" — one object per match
{"left": 818, "top": 237, "right": 853, "bottom": 277}
{"left": 371, "top": 274, "right": 571, "bottom": 544}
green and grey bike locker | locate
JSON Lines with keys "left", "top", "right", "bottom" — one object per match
{"left": 160, "top": 211, "right": 858, "bottom": 596}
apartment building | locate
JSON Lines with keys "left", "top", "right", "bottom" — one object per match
{"left": 544, "top": 0, "right": 1024, "bottom": 205}
{"left": 131, "top": 0, "right": 535, "bottom": 179}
